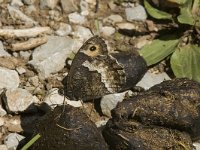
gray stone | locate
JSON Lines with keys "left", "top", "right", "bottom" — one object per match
{"left": 25, "top": 5, "right": 37, "bottom": 15}
{"left": 49, "top": 10, "right": 61, "bottom": 21}
{"left": 68, "top": 12, "right": 86, "bottom": 24}
{"left": 11, "top": 0, "right": 23, "bottom": 7}
{"left": 73, "top": 25, "right": 93, "bottom": 41}
{"left": 134, "top": 35, "right": 152, "bottom": 49}
{"left": 0, "top": 67, "right": 20, "bottom": 90}
{"left": 0, "top": 145, "right": 7, "bottom": 150}
{"left": 16, "top": 66, "right": 26, "bottom": 75}
{"left": 7, "top": 5, "right": 37, "bottom": 26}
{"left": 95, "top": 119, "right": 109, "bottom": 128}
{"left": 0, "top": 105, "right": 7, "bottom": 117}
{"left": 3, "top": 88, "right": 38, "bottom": 113}
{"left": 0, "top": 41, "right": 10, "bottom": 57}
{"left": 100, "top": 91, "right": 132, "bottom": 117}
{"left": 80, "top": 0, "right": 89, "bottom": 16}
{"left": 101, "top": 26, "right": 115, "bottom": 36}
{"left": 61, "top": 0, "right": 78, "bottom": 13}
{"left": 193, "top": 142, "right": 200, "bottom": 150}
{"left": 19, "top": 51, "right": 31, "bottom": 59}
{"left": 4, "top": 133, "right": 25, "bottom": 150}
{"left": 55, "top": 23, "right": 72, "bottom": 36}
{"left": 41, "top": 88, "right": 82, "bottom": 112}
{"left": 29, "top": 36, "right": 81, "bottom": 78}
{"left": 28, "top": 76, "right": 39, "bottom": 87}
{"left": 22, "top": 0, "right": 35, "bottom": 5}
{"left": 125, "top": 5, "right": 147, "bottom": 21}
{"left": 4, "top": 116, "right": 22, "bottom": 132}
{"left": 103, "top": 14, "right": 123, "bottom": 25}
{"left": 136, "top": 72, "right": 171, "bottom": 90}
{"left": 0, "top": 117, "right": 4, "bottom": 126}
{"left": 116, "top": 22, "right": 137, "bottom": 30}
{"left": 40, "top": 0, "right": 59, "bottom": 9}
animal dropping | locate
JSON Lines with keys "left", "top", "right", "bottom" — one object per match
{"left": 63, "top": 36, "right": 147, "bottom": 101}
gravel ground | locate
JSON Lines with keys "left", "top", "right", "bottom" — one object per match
{"left": 0, "top": 0, "right": 199, "bottom": 149}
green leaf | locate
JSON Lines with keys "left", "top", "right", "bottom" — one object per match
{"left": 192, "top": 0, "right": 200, "bottom": 27}
{"left": 139, "top": 35, "right": 179, "bottom": 66}
{"left": 144, "top": 0, "right": 173, "bottom": 20}
{"left": 177, "top": 0, "right": 195, "bottom": 25}
{"left": 168, "top": 0, "right": 187, "bottom": 5}
{"left": 171, "top": 44, "right": 200, "bottom": 82}
{"left": 21, "top": 134, "right": 41, "bottom": 150}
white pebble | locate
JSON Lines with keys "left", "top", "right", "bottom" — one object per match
{"left": 4, "top": 133, "right": 25, "bottom": 150}
{"left": 16, "top": 66, "right": 26, "bottom": 75}
{"left": 101, "top": 26, "right": 115, "bottom": 36}
{"left": 3, "top": 88, "right": 37, "bottom": 113}
{"left": 0, "top": 67, "right": 20, "bottom": 90}
{"left": 125, "top": 5, "right": 147, "bottom": 21}
{"left": 56, "top": 23, "right": 72, "bottom": 36}
{"left": 68, "top": 12, "right": 86, "bottom": 24}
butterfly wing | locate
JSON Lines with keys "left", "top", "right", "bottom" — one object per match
{"left": 64, "top": 36, "right": 111, "bottom": 101}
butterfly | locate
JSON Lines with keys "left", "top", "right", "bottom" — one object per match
{"left": 63, "top": 36, "right": 147, "bottom": 101}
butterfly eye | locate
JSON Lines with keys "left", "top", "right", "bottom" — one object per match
{"left": 89, "top": 46, "right": 96, "bottom": 51}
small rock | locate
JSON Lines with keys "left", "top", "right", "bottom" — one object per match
{"left": 29, "top": 36, "right": 81, "bottom": 78}
{"left": 68, "top": 12, "right": 86, "bottom": 24}
{"left": 3, "top": 88, "right": 38, "bottom": 113}
{"left": 49, "top": 10, "right": 61, "bottom": 21}
{"left": 4, "top": 116, "right": 22, "bottom": 132}
{"left": 80, "top": 0, "right": 89, "bottom": 16}
{"left": 4, "top": 133, "right": 25, "bottom": 150}
{"left": 40, "top": 0, "right": 59, "bottom": 9}
{"left": 0, "top": 117, "right": 5, "bottom": 126}
{"left": 136, "top": 72, "right": 171, "bottom": 90}
{"left": 61, "top": 0, "right": 78, "bottom": 13}
{"left": 125, "top": 5, "right": 147, "bottom": 21}
{"left": 0, "top": 57, "right": 25, "bottom": 69}
{"left": 108, "top": 1, "right": 117, "bottom": 10}
{"left": 101, "top": 91, "right": 131, "bottom": 117}
{"left": 101, "top": 26, "right": 115, "bottom": 36}
{"left": 0, "top": 41, "right": 10, "bottom": 57}
{"left": 133, "top": 35, "right": 152, "bottom": 49}
{"left": 95, "top": 118, "right": 109, "bottom": 128}
{"left": 103, "top": 14, "right": 123, "bottom": 25}
{"left": 25, "top": 5, "right": 37, "bottom": 15}
{"left": 55, "top": 23, "right": 72, "bottom": 36}
{"left": 73, "top": 25, "right": 93, "bottom": 41}
{"left": 7, "top": 5, "right": 37, "bottom": 26}
{"left": 28, "top": 76, "right": 39, "bottom": 87}
{"left": 0, "top": 145, "right": 7, "bottom": 150}
{"left": 19, "top": 51, "right": 31, "bottom": 59}
{"left": 193, "top": 142, "right": 200, "bottom": 150}
{"left": 16, "top": 66, "right": 26, "bottom": 74}
{"left": 41, "top": 88, "right": 82, "bottom": 112}
{"left": 11, "top": 0, "right": 24, "bottom": 7}
{"left": 146, "top": 20, "right": 158, "bottom": 32}
{"left": 85, "top": 0, "right": 96, "bottom": 5}
{"left": 0, "top": 67, "right": 20, "bottom": 90}
{"left": 22, "top": 0, "right": 35, "bottom": 5}
{"left": 116, "top": 22, "right": 137, "bottom": 30}
{"left": 0, "top": 105, "right": 7, "bottom": 117}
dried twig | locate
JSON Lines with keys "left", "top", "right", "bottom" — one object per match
{"left": 11, "top": 36, "right": 48, "bottom": 51}
{"left": 0, "top": 27, "right": 51, "bottom": 38}
{"left": 8, "top": 5, "right": 38, "bottom": 26}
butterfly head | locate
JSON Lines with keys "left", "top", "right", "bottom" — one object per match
{"left": 79, "top": 36, "right": 108, "bottom": 57}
